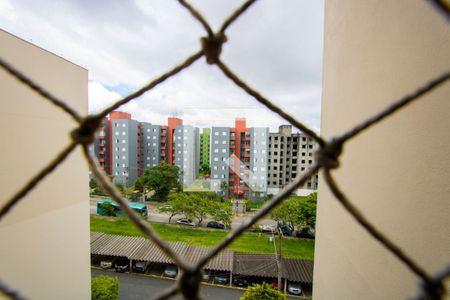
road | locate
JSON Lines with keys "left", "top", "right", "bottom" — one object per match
{"left": 92, "top": 269, "right": 245, "bottom": 300}
{"left": 90, "top": 198, "right": 277, "bottom": 229}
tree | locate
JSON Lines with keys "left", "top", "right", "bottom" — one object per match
{"left": 199, "top": 163, "right": 210, "bottom": 177}
{"left": 210, "top": 201, "right": 232, "bottom": 227}
{"left": 220, "top": 181, "right": 229, "bottom": 198}
{"left": 240, "top": 282, "right": 286, "bottom": 300}
{"left": 270, "top": 193, "right": 317, "bottom": 230}
{"left": 91, "top": 276, "right": 119, "bottom": 300}
{"left": 135, "top": 163, "right": 182, "bottom": 201}
{"left": 160, "top": 192, "right": 232, "bottom": 226}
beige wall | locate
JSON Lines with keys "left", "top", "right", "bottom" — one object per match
{"left": 0, "top": 30, "right": 90, "bottom": 299}
{"left": 314, "top": 1, "right": 450, "bottom": 299}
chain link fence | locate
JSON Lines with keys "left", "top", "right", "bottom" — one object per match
{"left": 0, "top": 0, "right": 449, "bottom": 299}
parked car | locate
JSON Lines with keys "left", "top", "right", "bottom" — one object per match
{"left": 278, "top": 222, "right": 293, "bottom": 236}
{"left": 232, "top": 278, "right": 248, "bottom": 287}
{"left": 176, "top": 218, "right": 195, "bottom": 226}
{"left": 133, "top": 261, "right": 151, "bottom": 273}
{"left": 115, "top": 259, "right": 129, "bottom": 273}
{"left": 163, "top": 265, "right": 178, "bottom": 278}
{"left": 270, "top": 280, "right": 284, "bottom": 290}
{"left": 100, "top": 258, "right": 115, "bottom": 269}
{"left": 201, "top": 270, "right": 210, "bottom": 281}
{"left": 287, "top": 282, "right": 302, "bottom": 295}
{"left": 214, "top": 274, "right": 229, "bottom": 285}
{"left": 206, "top": 221, "right": 226, "bottom": 229}
{"left": 260, "top": 224, "right": 276, "bottom": 233}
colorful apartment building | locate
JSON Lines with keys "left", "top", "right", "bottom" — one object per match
{"left": 210, "top": 118, "right": 269, "bottom": 199}
{"left": 92, "top": 113, "right": 199, "bottom": 187}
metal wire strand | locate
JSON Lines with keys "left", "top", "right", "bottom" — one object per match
{"left": 196, "top": 164, "right": 320, "bottom": 271}
{"left": 322, "top": 169, "right": 433, "bottom": 288}
{"left": 82, "top": 145, "right": 192, "bottom": 271}
{"left": 216, "top": 59, "right": 325, "bottom": 146}
{"left": 0, "top": 57, "right": 82, "bottom": 123}
{"left": 95, "top": 50, "right": 204, "bottom": 120}
{"left": 428, "top": 0, "right": 450, "bottom": 21}
{"left": 0, "top": 279, "right": 27, "bottom": 300}
{"left": 219, "top": 0, "right": 259, "bottom": 33}
{"left": 0, "top": 141, "right": 78, "bottom": 221}
{"left": 0, "top": 1, "right": 449, "bottom": 299}
{"left": 177, "top": 0, "right": 214, "bottom": 37}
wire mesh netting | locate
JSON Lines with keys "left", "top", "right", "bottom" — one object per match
{"left": 0, "top": 0, "right": 449, "bottom": 299}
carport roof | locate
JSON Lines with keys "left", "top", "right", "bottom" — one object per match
{"left": 185, "top": 246, "right": 234, "bottom": 271}
{"left": 90, "top": 232, "right": 313, "bottom": 282}
{"left": 128, "top": 239, "right": 189, "bottom": 264}
{"left": 90, "top": 232, "right": 105, "bottom": 243}
{"left": 282, "top": 258, "right": 314, "bottom": 284}
{"left": 91, "top": 233, "right": 146, "bottom": 258}
{"left": 233, "top": 253, "right": 278, "bottom": 278}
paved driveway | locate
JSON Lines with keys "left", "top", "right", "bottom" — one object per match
{"left": 92, "top": 269, "right": 245, "bottom": 300}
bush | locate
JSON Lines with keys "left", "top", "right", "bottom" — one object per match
{"left": 92, "top": 276, "right": 119, "bottom": 300}
{"left": 240, "top": 282, "right": 286, "bottom": 300}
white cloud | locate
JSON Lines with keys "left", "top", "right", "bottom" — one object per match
{"left": 0, "top": 0, "right": 324, "bottom": 134}
{"left": 88, "top": 81, "right": 121, "bottom": 114}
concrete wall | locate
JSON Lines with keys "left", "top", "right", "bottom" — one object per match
{"left": 0, "top": 30, "right": 90, "bottom": 299}
{"left": 314, "top": 1, "right": 450, "bottom": 299}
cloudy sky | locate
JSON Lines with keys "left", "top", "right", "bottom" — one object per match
{"left": 0, "top": 0, "right": 324, "bottom": 132}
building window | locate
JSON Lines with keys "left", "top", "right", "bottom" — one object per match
{"left": 115, "top": 131, "right": 119, "bottom": 135}
{"left": 122, "top": 148, "right": 126, "bottom": 152}
{"left": 222, "top": 149, "right": 226, "bottom": 153}
{"left": 222, "top": 140, "right": 226, "bottom": 144}
{"left": 214, "top": 157, "right": 218, "bottom": 161}
{"left": 214, "top": 140, "right": 219, "bottom": 144}
{"left": 214, "top": 149, "right": 218, "bottom": 153}
{"left": 122, "top": 124, "right": 126, "bottom": 127}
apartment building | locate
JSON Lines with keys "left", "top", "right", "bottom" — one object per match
{"left": 93, "top": 114, "right": 200, "bottom": 187}
{"left": 210, "top": 118, "right": 268, "bottom": 199}
{"left": 174, "top": 125, "right": 200, "bottom": 186}
{"left": 167, "top": 117, "right": 182, "bottom": 165}
{"left": 268, "top": 125, "right": 319, "bottom": 193}
{"left": 139, "top": 122, "right": 162, "bottom": 171}
{"left": 199, "top": 128, "right": 210, "bottom": 169}
{"left": 249, "top": 127, "right": 269, "bottom": 199}
{"left": 110, "top": 112, "right": 139, "bottom": 187}
{"left": 91, "top": 117, "right": 110, "bottom": 173}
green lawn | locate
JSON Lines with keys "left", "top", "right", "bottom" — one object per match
{"left": 90, "top": 216, "right": 314, "bottom": 260}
